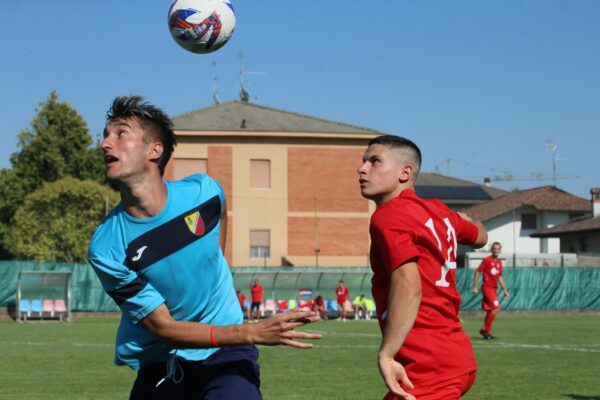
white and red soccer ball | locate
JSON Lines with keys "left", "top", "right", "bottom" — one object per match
{"left": 168, "top": 0, "right": 236, "bottom": 54}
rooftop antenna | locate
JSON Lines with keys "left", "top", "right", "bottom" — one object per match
{"left": 211, "top": 60, "right": 221, "bottom": 104}
{"left": 237, "top": 52, "right": 265, "bottom": 103}
{"left": 546, "top": 139, "right": 564, "bottom": 187}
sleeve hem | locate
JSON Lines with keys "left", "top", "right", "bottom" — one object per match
{"left": 389, "top": 254, "right": 419, "bottom": 273}
{"left": 129, "top": 298, "right": 165, "bottom": 325}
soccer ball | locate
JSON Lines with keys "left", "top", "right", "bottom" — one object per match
{"left": 168, "top": 0, "right": 236, "bottom": 54}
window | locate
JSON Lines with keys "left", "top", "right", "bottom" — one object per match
{"left": 521, "top": 213, "right": 537, "bottom": 230}
{"left": 250, "top": 230, "right": 270, "bottom": 258}
{"left": 173, "top": 158, "right": 207, "bottom": 180}
{"left": 250, "top": 159, "right": 270, "bottom": 188}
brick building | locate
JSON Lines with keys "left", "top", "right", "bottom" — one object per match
{"left": 163, "top": 101, "right": 380, "bottom": 267}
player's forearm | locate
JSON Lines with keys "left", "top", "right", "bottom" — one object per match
{"left": 457, "top": 212, "right": 487, "bottom": 248}
{"left": 472, "top": 271, "right": 480, "bottom": 290}
{"left": 472, "top": 220, "right": 488, "bottom": 248}
{"left": 142, "top": 309, "right": 251, "bottom": 348}
{"left": 142, "top": 304, "right": 321, "bottom": 349}
{"left": 499, "top": 277, "right": 508, "bottom": 293}
{"left": 379, "top": 264, "right": 421, "bottom": 360}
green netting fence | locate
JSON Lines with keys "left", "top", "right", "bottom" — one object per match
{"left": 1, "top": 261, "right": 599, "bottom": 313}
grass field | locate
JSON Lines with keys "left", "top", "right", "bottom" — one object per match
{"left": 1, "top": 313, "right": 599, "bottom": 400}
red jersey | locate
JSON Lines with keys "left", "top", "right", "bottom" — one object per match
{"left": 477, "top": 256, "right": 503, "bottom": 288}
{"left": 314, "top": 297, "right": 325, "bottom": 308}
{"left": 369, "top": 189, "right": 479, "bottom": 387}
{"left": 336, "top": 287, "right": 349, "bottom": 304}
{"left": 237, "top": 292, "right": 246, "bottom": 308}
{"left": 251, "top": 285, "right": 263, "bottom": 302}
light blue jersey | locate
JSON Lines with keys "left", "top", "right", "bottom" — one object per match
{"left": 88, "top": 174, "right": 242, "bottom": 370}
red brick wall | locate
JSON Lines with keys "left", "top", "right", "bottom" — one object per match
{"left": 288, "top": 148, "right": 368, "bottom": 212}
{"left": 208, "top": 146, "right": 233, "bottom": 211}
{"left": 288, "top": 217, "right": 369, "bottom": 256}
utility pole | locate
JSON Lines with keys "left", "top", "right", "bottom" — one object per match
{"left": 314, "top": 197, "right": 320, "bottom": 269}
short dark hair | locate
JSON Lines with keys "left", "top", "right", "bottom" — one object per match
{"left": 368, "top": 135, "right": 422, "bottom": 174}
{"left": 106, "top": 96, "right": 176, "bottom": 176}
{"left": 492, "top": 242, "right": 502, "bottom": 248}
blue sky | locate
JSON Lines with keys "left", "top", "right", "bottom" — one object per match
{"left": 1, "top": 1, "right": 598, "bottom": 198}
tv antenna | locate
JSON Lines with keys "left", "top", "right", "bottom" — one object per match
{"left": 444, "top": 140, "right": 578, "bottom": 185}
{"left": 211, "top": 60, "right": 221, "bottom": 104}
{"left": 237, "top": 52, "right": 265, "bottom": 103}
{"left": 546, "top": 139, "right": 565, "bottom": 187}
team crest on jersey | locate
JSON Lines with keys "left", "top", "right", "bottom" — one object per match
{"left": 184, "top": 211, "right": 205, "bottom": 236}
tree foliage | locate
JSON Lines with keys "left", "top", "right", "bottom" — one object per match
{"left": 0, "top": 91, "right": 108, "bottom": 258}
{"left": 9, "top": 178, "right": 119, "bottom": 263}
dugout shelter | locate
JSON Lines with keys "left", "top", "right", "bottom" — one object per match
{"left": 17, "top": 271, "right": 71, "bottom": 321}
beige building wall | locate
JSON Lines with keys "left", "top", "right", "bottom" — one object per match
{"left": 231, "top": 143, "right": 288, "bottom": 267}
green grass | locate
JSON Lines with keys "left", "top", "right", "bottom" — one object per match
{"left": 1, "top": 313, "right": 599, "bottom": 399}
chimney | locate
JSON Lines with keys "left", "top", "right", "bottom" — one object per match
{"left": 483, "top": 177, "right": 492, "bottom": 187}
{"left": 591, "top": 188, "right": 600, "bottom": 218}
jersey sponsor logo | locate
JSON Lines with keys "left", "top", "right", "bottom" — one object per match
{"left": 131, "top": 246, "right": 148, "bottom": 262}
{"left": 491, "top": 267, "right": 499, "bottom": 275}
{"left": 184, "top": 211, "right": 205, "bottom": 236}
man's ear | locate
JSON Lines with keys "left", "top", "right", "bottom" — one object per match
{"left": 148, "top": 142, "right": 164, "bottom": 163}
{"left": 398, "top": 164, "right": 413, "bottom": 183}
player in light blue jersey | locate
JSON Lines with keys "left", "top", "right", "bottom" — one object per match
{"left": 88, "top": 96, "right": 321, "bottom": 400}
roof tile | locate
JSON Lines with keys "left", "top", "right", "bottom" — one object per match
{"left": 463, "top": 186, "right": 590, "bottom": 221}
{"left": 172, "top": 100, "right": 383, "bottom": 134}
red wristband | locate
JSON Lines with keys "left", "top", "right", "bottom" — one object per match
{"left": 209, "top": 325, "right": 218, "bottom": 347}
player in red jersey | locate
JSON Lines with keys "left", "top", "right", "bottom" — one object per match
{"left": 312, "top": 295, "right": 328, "bottom": 320}
{"left": 472, "top": 242, "right": 509, "bottom": 340}
{"left": 335, "top": 280, "right": 349, "bottom": 320}
{"left": 358, "top": 135, "right": 488, "bottom": 400}
{"left": 250, "top": 279, "right": 264, "bottom": 322}
{"left": 236, "top": 289, "right": 250, "bottom": 320}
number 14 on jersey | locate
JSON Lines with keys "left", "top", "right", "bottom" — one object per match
{"left": 424, "top": 217, "right": 458, "bottom": 288}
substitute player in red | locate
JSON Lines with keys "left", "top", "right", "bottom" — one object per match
{"left": 335, "top": 280, "right": 349, "bottom": 320}
{"left": 236, "top": 289, "right": 250, "bottom": 320}
{"left": 472, "top": 242, "right": 509, "bottom": 340}
{"left": 250, "top": 279, "right": 264, "bottom": 322}
{"left": 358, "top": 135, "right": 488, "bottom": 400}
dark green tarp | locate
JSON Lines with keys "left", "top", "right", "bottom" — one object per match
{"left": 1, "top": 262, "right": 599, "bottom": 312}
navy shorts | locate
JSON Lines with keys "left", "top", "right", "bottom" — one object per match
{"left": 129, "top": 345, "right": 262, "bottom": 400}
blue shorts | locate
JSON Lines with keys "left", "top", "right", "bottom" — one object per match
{"left": 129, "top": 345, "right": 262, "bottom": 400}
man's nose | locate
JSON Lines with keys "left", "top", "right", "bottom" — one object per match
{"left": 101, "top": 135, "right": 112, "bottom": 150}
{"left": 357, "top": 162, "right": 367, "bottom": 174}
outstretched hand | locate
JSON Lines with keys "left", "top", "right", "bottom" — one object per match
{"left": 378, "top": 356, "right": 415, "bottom": 400}
{"left": 248, "top": 309, "right": 321, "bottom": 349}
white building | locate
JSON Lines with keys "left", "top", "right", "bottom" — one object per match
{"left": 531, "top": 188, "right": 600, "bottom": 266}
{"left": 463, "top": 186, "right": 589, "bottom": 264}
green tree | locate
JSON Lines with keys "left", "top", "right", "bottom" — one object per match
{"left": 9, "top": 178, "right": 119, "bottom": 263}
{"left": 0, "top": 91, "right": 107, "bottom": 258}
